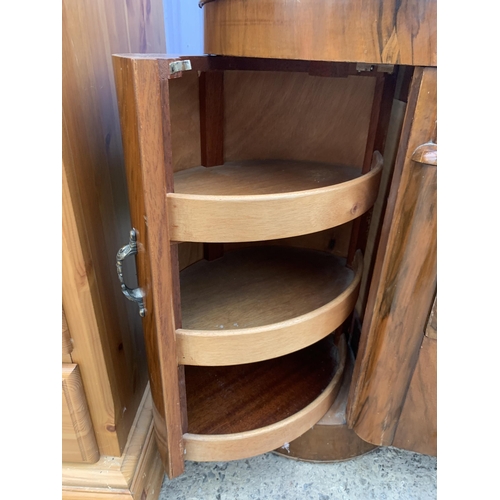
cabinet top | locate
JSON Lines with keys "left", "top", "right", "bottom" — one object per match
{"left": 202, "top": 0, "right": 437, "bottom": 67}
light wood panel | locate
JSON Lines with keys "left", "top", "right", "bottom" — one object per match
{"left": 347, "top": 68, "right": 437, "bottom": 446}
{"left": 184, "top": 335, "right": 346, "bottom": 462}
{"left": 63, "top": 387, "right": 164, "bottom": 500}
{"left": 392, "top": 336, "right": 436, "bottom": 456}
{"left": 63, "top": 308, "right": 73, "bottom": 363}
{"left": 177, "top": 248, "right": 362, "bottom": 366}
{"left": 204, "top": 0, "right": 436, "bottom": 66}
{"left": 224, "top": 71, "right": 376, "bottom": 167}
{"left": 63, "top": 161, "right": 121, "bottom": 455}
{"left": 63, "top": 365, "right": 100, "bottom": 464}
{"left": 168, "top": 155, "right": 382, "bottom": 243}
{"left": 113, "top": 55, "right": 185, "bottom": 479}
{"left": 62, "top": 0, "right": 166, "bottom": 455}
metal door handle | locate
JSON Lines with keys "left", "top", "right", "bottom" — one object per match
{"left": 116, "top": 229, "right": 146, "bottom": 317}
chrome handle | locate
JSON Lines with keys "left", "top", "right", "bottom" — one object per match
{"left": 116, "top": 229, "right": 146, "bottom": 317}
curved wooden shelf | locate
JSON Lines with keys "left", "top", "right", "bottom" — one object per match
{"left": 168, "top": 153, "right": 383, "bottom": 243}
{"left": 183, "top": 334, "right": 346, "bottom": 462}
{"left": 177, "top": 247, "right": 361, "bottom": 366}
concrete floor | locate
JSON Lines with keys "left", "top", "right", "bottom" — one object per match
{"left": 159, "top": 447, "right": 437, "bottom": 499}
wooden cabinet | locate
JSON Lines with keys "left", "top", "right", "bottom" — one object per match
{"left": 62, "top": 0, "right": 436, "bottom": 493}
{"left": 112, "top": 43, "right": 437, "bottom": 477}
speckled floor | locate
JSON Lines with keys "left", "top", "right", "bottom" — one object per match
{"left": 159, "top": 447, "right": 437, "bottom": 500}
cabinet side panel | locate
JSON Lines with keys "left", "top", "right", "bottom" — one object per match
{"left": 62, "top": 0, "right": 166, "bottom": 454}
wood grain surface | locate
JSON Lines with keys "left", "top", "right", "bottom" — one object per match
{"left": 168, "top": 155, "right": 382, "bottom": 243}
{"left": 62, "top": 364, "right": 100, "bottom": 464}
{"left": 63, "top": 387, "right": 164, "bottom": 500}
{"left": 183, "top": 335, "right": 346, "bottom": 461}
{"left": 224, "top": 71, "right": 375, "bottom": 168}
{"left": 425, "top": 295, "right": 437, "bottom": 339}
{"left": 62, "top": 0, "right": 165, "bottom": 455}
{"left": 63, "top": 161, "right": 121, "bottom": 455}
{"left": 347, "top": 68, "right": 437, "bottom": 446}
{"left": 177, "top": 247, "right": 361, "bottom": 365}
{"left": 204, "top": 0, "right": 436, "bottom": 66}
{"left": 62, "top": 308, "right": 73, "bottom": 362}
{"left": 113, "top": 55, "right": 185, "bottom": 478}
{"left": 392, "top": 336, "right": 437, "bottom": 456}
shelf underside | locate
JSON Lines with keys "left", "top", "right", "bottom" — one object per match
{"left": 183, "top": 335, "right": 346, "bottom": 462}
{"left": 177, "top": 246, "right": 360, "bottom": 365}
{"left": 168, "top": 156, "right": 382, "bottom": 242}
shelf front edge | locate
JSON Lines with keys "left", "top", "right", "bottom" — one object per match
{"left": 167, "top": 162, "right": 382, "bottom": 243}
{"left": 176, "top": 253, "right": 362, "bottom": 366}
{"left": 182, "top": 335, "right": 346, "bottom": 462}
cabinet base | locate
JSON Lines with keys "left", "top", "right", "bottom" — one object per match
{"left": 274, "top": 350, "right": 377, "bottom": 462}
{"left": 62, "top": 386, "right": 163, "bottom": 500}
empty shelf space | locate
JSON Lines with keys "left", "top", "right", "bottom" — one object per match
{"left": 183, "top": 334, "right": 346, "bottom": 462}
{"left": 177, "top": 246, "right": 361, "bottom": 366}
{"left": 167, "top": 154, "right": 383, "bottom": 242}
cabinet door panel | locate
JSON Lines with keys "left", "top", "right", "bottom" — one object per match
{"left": 347, "top": 67, "right": 437, "bottom": 450}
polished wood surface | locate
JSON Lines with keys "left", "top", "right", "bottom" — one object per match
{"left": 425, "top": 296, "right": 437, "bottom": 339}
{"left": 393, "top": 336, "right": 436, "bottom": 456}
{"left": 63, "top": 387, "right": 164, "bottom": 500}
{"left": 62, "top": 365, "right": 100, "bottom": 464}
{"left": 113, "top": 55, "right": 185, "bottom": 478}
{"left": 168, "top": 156, "right": 382, "bottom": 243}
{"left": 62, "top": 0, "right": 165, "bottom": 455}
{"left": 274, "top": 351, "right": 377, "bottom": 462}
{"left": 356, "top": 98, "right": 407, "bottom": 316}
{"left": 177, "top": 248, "right": 361, "bottom": 365}
{"left": 183, "top": 335, "right": 345, "bottom": 461}
{"left": 224, "top": 71, "right": 375, "bottom": 168}
{"left": 204, "top": 0, "right": 436, "bottom": 66}
{"left": 347, "top": 68, "right": 437, "bottom": 446}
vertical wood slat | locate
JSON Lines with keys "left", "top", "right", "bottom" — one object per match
{"left": 346, "top": 72, "right": 386, "bottom": 267}
{"left": 200, "top": 71, "right": 225, "bottom": 261}
{"left": 113, "top": 55, "right": 185, "bottom": 479}
{"left": 62, "top": 364, "right": 100, "bottom": 464}
{"left": 347, "top": 68, "right": 437, "bottom": 446}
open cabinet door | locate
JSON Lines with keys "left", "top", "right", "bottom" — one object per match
{"left": 113, "top": 55, "right": 189, "bottom": 479}
{"left": 347, "top": 67, "right": 437, "bottom": 454}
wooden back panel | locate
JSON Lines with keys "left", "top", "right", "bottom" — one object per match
{"left": 224, "top": 71, "right": 376, "bottom": 167}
